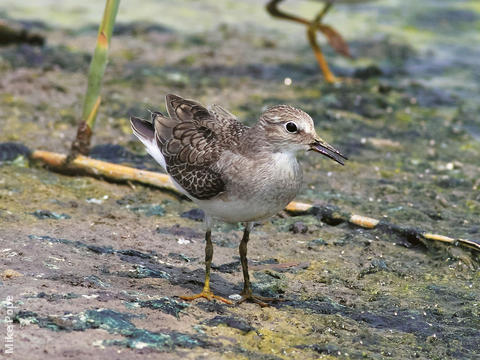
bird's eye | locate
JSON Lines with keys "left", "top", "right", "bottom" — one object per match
{"left": 285, "top": 122, "right": 298, "bottom": 133}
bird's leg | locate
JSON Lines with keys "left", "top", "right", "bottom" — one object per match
{"left": 266, "top": 0, "right": 334, "bottom": 29}
{"left": 307, "top": 2, "right": 338, "bottom": 83}
{"left": 237, "top": 222, "right": 280, "bottom": 307}
{"left": 180, "top": 219, "right": 232, "bottom": 304}
{"left": 266, "top": 0, "right": 310, "bottom": 26}
{"left": 317, "top": 1, "right": 333, "bottom": 21}
{"left": 266, "top": 0, "right": 339, "bottom": 83}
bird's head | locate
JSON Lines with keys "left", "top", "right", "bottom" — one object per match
{"left": 259, "top": 105, "right": 347, "bottom": 165}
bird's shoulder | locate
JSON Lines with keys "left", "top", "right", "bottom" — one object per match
{"left": 155, "top": 94, "right": 249, "bottom": 199}
{"left": 158, "top": 94, "right": 248, "bottom": 164}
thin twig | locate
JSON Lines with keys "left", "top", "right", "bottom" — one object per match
{"left": 285, "top": 201, "right": 480, "bottom": 253}
{"left": 32, "top": 150, "right": 177, "bottom": 193}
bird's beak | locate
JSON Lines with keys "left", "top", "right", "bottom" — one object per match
{"left": 309, "top": 138, "right": 348, "bottom": 165}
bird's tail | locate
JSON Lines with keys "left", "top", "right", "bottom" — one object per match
{"left": 130, "top": 115, "right": 167, "bottom": 170}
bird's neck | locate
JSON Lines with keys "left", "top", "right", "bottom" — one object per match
{"left": 240, "top": 122, "right": 280, "bottom": 156}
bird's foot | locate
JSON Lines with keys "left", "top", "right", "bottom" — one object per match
{"left": 326, "top": 76, "right": 360, "bottom": 85}
{"left": 324, "top": 73, "right": 339, "bottom": 84}
{"left": 236, "top": 291, "right": 283, "bottom": 307}
{"left": 179, "top": 289, "right": 233, "bottom": 305}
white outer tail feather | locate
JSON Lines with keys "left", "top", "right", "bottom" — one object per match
{"left": 131, "top": 121, "right": 167, "bottom": 170}
{"left": 131, "top": 118, "right": 191, "bottom": 197}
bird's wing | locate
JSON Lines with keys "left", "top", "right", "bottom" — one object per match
{"left": 207, "top": 103, "right": 239, "bottom": 126}
{"left": 153, "top": 94, "right": 247, "bottom": 200}
{"left": 164, "top": 94, "right": 243, "bottom": 140}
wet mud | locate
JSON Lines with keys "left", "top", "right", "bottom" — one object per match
{"left": 1, "top": 0, "right": 479, "bottom": 359}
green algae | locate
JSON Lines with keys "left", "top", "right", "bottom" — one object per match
{"left": 30, "top": 209, "right": 71, "bottom": 219}
{"left": 252, "top": 271, "right": 288, "bottom": 298}
{"left": 28, "top": 234, "right": 115, "bottom": 255}
{"left": 125, "top": 297, "right": 190, "bottom": 319}
{"left": 204, "top": 315, "right": 255, "bottom": 333}
{"left": 14, "top": 309, "right": 205, "bottom": 351}
{"left": 130, "top": 265, "right": 170, "bottom": 280}
{"left": 33, "top": 292, "right": 80, "bottom": 301}
{"left": 126, "top": 203, "right": 165, "bottom": 217}
{"left": 271, "top": 215, "right": 323, "bottom": 232}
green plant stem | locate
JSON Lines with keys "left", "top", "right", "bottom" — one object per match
{"left": 69, "top": 0, "right": 120, "bottom": 159}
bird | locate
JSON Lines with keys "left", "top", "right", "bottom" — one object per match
{"left": 266, "top": 0, "right": 377, "bottom": 83}
{"left": 130, "top": 94, "right": 347, "bottom": 306}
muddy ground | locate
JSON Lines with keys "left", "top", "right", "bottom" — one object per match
{"left": 1, "top": 0, "right": 480, "bottom": 359}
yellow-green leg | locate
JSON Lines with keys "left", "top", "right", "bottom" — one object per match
{"left": 306, "top": 2, "right": 338, "bottom": 83}
{"left": 237, "top": 223, "right": 279, "bottom": 307}
{"left": 266, "top": 0, "right": 339, "bottom": 83}
{"left": 180, "top": 226, "right": 232, "bottom": 304}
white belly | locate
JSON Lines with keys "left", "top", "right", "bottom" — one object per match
{"left": 195, "top": 197, "right": 286, "bottom": 223}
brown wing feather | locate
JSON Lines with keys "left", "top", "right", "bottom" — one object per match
{"left": 153, "top": 94, "right": 248, "bottom": 200}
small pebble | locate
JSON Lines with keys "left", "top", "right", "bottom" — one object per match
{"left": 180, "top": 208, "right": 205, "bottom": 222}
{"left": 177, "top": 238, "right": 191, "bottom": 245}
{"left": 308, "top": 238, "right": 327, "bottom": 247}
{"left": 1, "top": 269, "right": 23, "bottom": 280}
{"left": 289, "top": 222, "right": 308, "bottom": 234}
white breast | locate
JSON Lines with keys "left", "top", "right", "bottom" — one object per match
{"left": 271, "top": 152, "right": 298, "bottom": 178}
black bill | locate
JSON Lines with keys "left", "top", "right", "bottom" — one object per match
{"left": 309, "top": 139, "right": 348, "bottom": 165}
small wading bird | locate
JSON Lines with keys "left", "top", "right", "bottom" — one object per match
{"left": 266, "top": 0, "right": 376, "bottom": 83}
{"left": 131, "top": 94, "right": 346, "bottom": 306}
